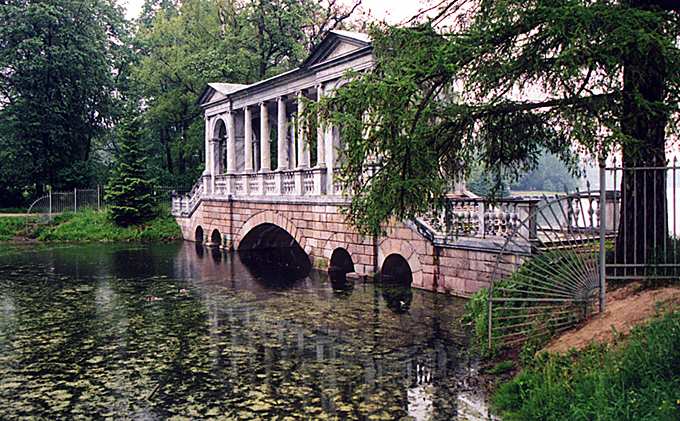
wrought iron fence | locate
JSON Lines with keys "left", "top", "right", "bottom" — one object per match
{"left": 26, "top": 185, "right": 189, "bottom": 222}
{"left": 487, "top": 190, "right": 603, "bottom": 350}
{"left": 604, "top": 160, "right": 680, "bottom": 282}
{"left": 487, "top": 160, "right": 680, "bottom": 351}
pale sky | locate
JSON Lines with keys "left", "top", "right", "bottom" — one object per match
{"left": 120, "top": 0, "right": 427, "bottom": 24}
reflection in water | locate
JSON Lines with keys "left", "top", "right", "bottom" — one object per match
{"left": 0, "top": 242, "right": 494, "bottom": 420}
{"left": 381, "top": 282, "right": 414, "bottom": 314}
{"left": 329, "top": 270, "right": 355, "bottom": 296}
{"left": 238, "top": 246, "right": 311, "bottom": 287}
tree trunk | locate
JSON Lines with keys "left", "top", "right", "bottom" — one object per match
{"left": 160, "top": 127, "right": 173, "bottom": 175}
{"left": 616, "top": 0, "right": 669, "bottom": 279}
{"left": 178, "top": 122, "right": 187, "bottom": 175}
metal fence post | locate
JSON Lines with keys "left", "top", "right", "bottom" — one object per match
{"left": 599, "top": 162, "right": 607, "bottom": 312}
{"left": 74, "top": 188, "right": 77, "bottom": 212}
{"left": 48, "top": 187, "right": 52, "bottom": 219}
{"left": 97, "top": 185, "right": 101, "bottom": 210}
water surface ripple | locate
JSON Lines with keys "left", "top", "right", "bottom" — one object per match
{"left": 0, "top": 243, "right": 489, "bottom": 420}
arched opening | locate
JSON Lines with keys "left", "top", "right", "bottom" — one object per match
{"left": 213, "top": 119, "right": 227, "bottom": 173}
{"left": 210, "top": 229, "right": 222, "bottom": 247}
{"left": 380, "top": 254, "right": 413, "bottom": 314}
{"left": 195, "top": 226, "right": 204, "bottom": 243}
{"left": 329, "top": 248, "right": 354, "bottom": 293}
{"left": 238, "top": 223, "right": 311, "bottom": 287}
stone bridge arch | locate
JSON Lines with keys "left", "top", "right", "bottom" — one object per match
{"left": 378, "top": 238, "right": 423, "bottom": 288}
{"left": 236, "top": 210, "right": 309, "bottom": 254}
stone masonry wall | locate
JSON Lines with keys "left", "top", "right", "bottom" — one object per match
{"left": 176, "top": 198, "right": 503, "bottom": 297}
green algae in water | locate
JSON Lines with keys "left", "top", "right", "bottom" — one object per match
{"left": 0, "top": 242, "right": 491, "bottom": 420}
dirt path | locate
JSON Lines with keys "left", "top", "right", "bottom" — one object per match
{"left": 543, "top": 283, "right": 680, "bottom": 354}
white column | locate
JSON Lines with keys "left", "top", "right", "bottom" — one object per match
{"left": 290, "top": 124, "right": 297, "bottom": 169}
{"left": 297, "top": 91, "right": 309, "bottom": 168}
{"left": 260, "top": 102, "right": 270, "bottom": 171}
{"left": 277, "top": 96, "right": 288, "bottom": 170}
{"left": 244, "top": 106, "right": 253, "bottom": 172}
{"left": 204, "top": 115, "right": 212, "bottom": 175}
{"left": 325, "top": 125, "right": 337, "bottom": 194}
{"left": 316, "top": 84, "right": 325, "bottom": 168}
{"left": 227, "top": 111, "right": 236, "bottom": 174}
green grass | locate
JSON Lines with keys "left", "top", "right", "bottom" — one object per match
{"left": 0, "top": 216, "right": 29, "bottom": 240}
{"left": 0, "top": 207, "right": 26, "bottom": 213}
{"left": 492, "top": 311, "right": 680, "bottom": 421}
{"left": 485, "top": 360, "right": 515, "bottom": 375}
{"left": 34, "top": 208, "right": 181, "bottom": 242}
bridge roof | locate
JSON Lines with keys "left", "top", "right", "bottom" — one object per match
{"left": 197, "top": 30, "right": 372, "bottom": 109}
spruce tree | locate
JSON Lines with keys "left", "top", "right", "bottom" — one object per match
{"left": 106, "top": 117, "right": 157, "bottom": 226}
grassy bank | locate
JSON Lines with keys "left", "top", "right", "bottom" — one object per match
{"left": 0, "top": 216, "right": 30, "bottom": 240}
{"left": 491, "top": 310, "right": 680, "bottom": 420}
{"left": 0, "top": 208, "right": 182, "bottom": 242}
{"left": 35, "top": 208, "right": 181, "bottom": 242}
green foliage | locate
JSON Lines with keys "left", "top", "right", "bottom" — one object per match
{"left": 311, "top": 2, "right": 680, "bottom": 233}
{"left": 0, "top": 217, "right": 29, "bottom": 241}
{"left": 510, "top": 153, "right": 578, "bottom": 193}
{"left": 0, "top": 0, "right": 130, "bottom": 204}
{"left": 492, "top": 311, "right": 680, "bottom": 421}
{"left": 35, "top": 209, "right": 181, "bottom": 242}
{"left": 486, "top": 360, "right": 515, "bottom": 375}
{"left": 464, "top": 287, "right": 492, "bottom": 351}
{"left": 466, "top": 165, "right": 510, "bottom": 198}
{"left": 105, "top": 117, "right": 158, "bottom": 226}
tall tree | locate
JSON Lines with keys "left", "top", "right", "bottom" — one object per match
{"left": 106, "top": 115, "right": 157, "bottom": 226}
{"left": 0, "top": 0, "right": 129, "bottom": 203}
{"left": 313, "top": 0, "right": 679, "bottom": 256}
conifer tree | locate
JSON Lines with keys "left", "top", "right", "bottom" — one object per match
{"left": 106, "top": 117, "right": 157, "bottom": 226}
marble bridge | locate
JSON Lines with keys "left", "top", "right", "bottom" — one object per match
{"left": 171, "top": 31, "right": 536, "bottom": 297}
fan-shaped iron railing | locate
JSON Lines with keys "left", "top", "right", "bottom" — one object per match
{"left": 487, "top": 188, "right": 604, "bottom": 350}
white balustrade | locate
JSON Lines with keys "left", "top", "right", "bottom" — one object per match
{"left": 171, "top": 168, "right": 345, "bottom": 217}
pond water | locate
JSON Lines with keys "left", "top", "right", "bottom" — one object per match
{"left": 0, "top": 242, "right": 491, "bottom": 420}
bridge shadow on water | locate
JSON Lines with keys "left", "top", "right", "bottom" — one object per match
{"left": 238, "top": 247, "right": 311, "bottom": 288}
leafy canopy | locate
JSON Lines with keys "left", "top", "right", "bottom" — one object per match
{"left": 0, "top": 0, "right": 129, "bottom": 201}
{"left": 311, "top": 1, "right": 680, "bottom": 234}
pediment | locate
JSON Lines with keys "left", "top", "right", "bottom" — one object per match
{"left": 302, "top": 30, "right": 371, "bottom": 68}
{"left": 197, "top": 83, "right": 249, "bottom": 106}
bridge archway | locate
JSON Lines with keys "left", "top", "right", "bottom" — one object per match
{"left": 330, "top": 248, "right": 354, "bottom": 273}
{"left": 381, "top": 254, "right": 413, "bottom": 286}
{"left": 237, "top": 210, "right": 308, "bottom": 254}
{"left": 210, "top": 229, "right": 222, "bottom": 247}
{"left": 378, "top": 238, "right": 423, "bottom": 288}
{"left": 195, "top": 225, "right": 204, "bottom": 243}
{"left": 329, "top": 247, "right": 355, "bottom": 293}
{"left": 380, "top": 253, "right": 413, "bottom": 314}
{"left": 237, "top": 211, "right": 311, "bottom": 285}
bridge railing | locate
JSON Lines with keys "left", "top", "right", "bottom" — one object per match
{"left": 172, "top": 169, "right": 335, "bottom": 216}
{"left": 415, "top": 197, "right": 542, "bottom": 247}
